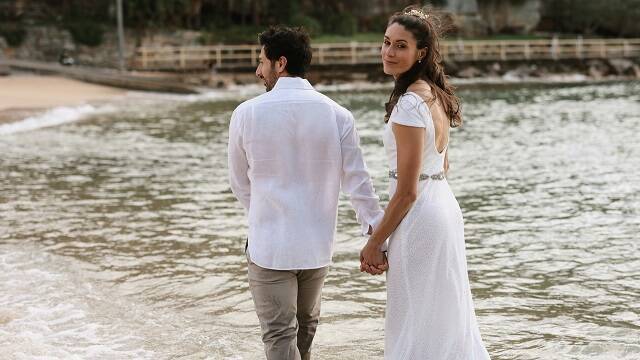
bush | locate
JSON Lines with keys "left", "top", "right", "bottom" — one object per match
{"left": 201, "top": 25, "right": 264, "bottom": 44}
{"left": 290, "top": 14, "right": 322, "bottom": 37}
{"left": 67, "top": 21, "right": 104, "bottom": 47}
{"left": 541, "top": 0, "right": 640, "bottom": 37}
{"left": 0, "top": 23, "right": 26, "bottom": 47}
{"left": 326, "top": 13, "right": 357, "bottom": 36}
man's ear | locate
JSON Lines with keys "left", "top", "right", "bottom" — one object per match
{"left": 276, "top": 56, "right": 288, "bottom": 74}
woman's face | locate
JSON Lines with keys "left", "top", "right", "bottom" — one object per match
{"left": 381, "top": 22, "right": 424, "bottom": 78}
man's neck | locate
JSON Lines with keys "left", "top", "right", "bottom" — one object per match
{"left": 277, "top": 71, "right": 294, "bottom": 79}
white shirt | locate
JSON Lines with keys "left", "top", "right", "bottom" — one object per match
{"left": 228, "top": 77, "right": 384, "bottom": 270}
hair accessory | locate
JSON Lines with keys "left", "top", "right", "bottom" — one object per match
{"left": 405, "top": 9, "right": 429, "bottom": 21}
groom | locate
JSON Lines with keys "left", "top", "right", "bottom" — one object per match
{"left": 228, "top": 26, "right": 386, "bottom": 359}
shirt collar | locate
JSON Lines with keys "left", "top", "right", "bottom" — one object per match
{"left": 272, "top": 76, "right": 314, "bottom": 91}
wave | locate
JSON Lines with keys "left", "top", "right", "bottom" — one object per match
{"left": 0, "top": 104, "right": 117, "bottom": 136}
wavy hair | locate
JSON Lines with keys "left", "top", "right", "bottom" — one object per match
{"left": 384, "top": 6, "right": 462, "bottom": 127}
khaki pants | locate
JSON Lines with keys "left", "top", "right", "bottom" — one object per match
{"left": 247, "top": 251, "right": 328, "bottom": 360}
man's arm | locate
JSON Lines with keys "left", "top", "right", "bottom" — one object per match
{"left": 228, "top": 109, "right": 251, "bottom": 210}
{"left": 339, "top": 114, "right": 384, "bottom": 235}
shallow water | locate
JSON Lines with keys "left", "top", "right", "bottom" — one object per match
{"left": 1, "top": 81, "right": 639, "bottom": 359}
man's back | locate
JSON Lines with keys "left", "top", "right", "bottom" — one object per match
{"left": 229, "top": 77, "right": 382, "bottom": 270}
{"left": 232, "top": 26, "right": 383, "bottom": 360}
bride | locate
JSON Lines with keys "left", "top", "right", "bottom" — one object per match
{"left": 360, "top": 6, "right": 491, "bottom": 359}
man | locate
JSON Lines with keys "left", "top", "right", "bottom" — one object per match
{"left": 227, "top": 26, "right": 386, "bottom": 360}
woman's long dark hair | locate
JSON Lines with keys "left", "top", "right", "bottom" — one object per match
{"left": 384, "top": 6, "right": 462, "bottom": 127}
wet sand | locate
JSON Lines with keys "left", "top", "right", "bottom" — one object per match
{"left": 0, "top": 75, "right": 125, "bottom": 124}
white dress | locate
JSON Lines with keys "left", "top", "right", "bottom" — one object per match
{"left": 383, "top": 92, "right": 490, "bottom": 360}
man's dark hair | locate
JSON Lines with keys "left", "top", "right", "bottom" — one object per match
{"left": 258, "top": 26, "right": 312, "bottom": 77}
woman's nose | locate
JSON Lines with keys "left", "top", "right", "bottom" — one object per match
{"left": 385, "top": 46, "right": 395, "bottom": 58}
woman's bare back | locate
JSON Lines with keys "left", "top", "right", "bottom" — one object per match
{"left": 407, "top": 80, "right": 449, "bottom": 154}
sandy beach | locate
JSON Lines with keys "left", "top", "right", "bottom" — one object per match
{"left": 0, "top": 75, "right": 125, "bottom": 124}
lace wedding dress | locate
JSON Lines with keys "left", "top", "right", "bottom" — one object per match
{"left": 383, "top": 92, "right": 490, "bottom": 359}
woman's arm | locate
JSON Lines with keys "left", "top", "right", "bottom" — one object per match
{"left": 361, "top": 122, "right": 425, "bottom": 271}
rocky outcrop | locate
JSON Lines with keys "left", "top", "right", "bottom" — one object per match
{"left": 449, "top": 58, "right": 640, "bottom": 81}
{"left": 477, "top": 0, "right": 542, "bottom": 34}
{"left": 608, "top": 59, "right": 637, "bottom": 76}
{"left": 5, "top": 26, "right": 137, "bottom": 68}
{"left": 443, "top": 0, "right": 542, "bottom": 36}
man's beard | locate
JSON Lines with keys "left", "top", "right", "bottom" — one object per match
{"left": 264, "top": 74, "right": 277, "bottom": 91}
{"left": 264, "top": 65, "right": 278, "bottom": 91}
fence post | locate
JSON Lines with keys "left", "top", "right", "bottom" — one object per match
{"left": 500, "top": 41, "right": 506, "bottom": 60}
{"left": 179, "top": 48, "right": 186, "bottom": 68}
{"left": 551, "top": 35, "right": 559, "bottom": 60}
{"left": 350, "top": 41, "right": 357, "bottom": 64}
{"left": 319, "top": 46, "right": 325, "bottom": 65}
{"left": 600, "top": 39, "right": 606, "bottom": 58}
{"left": 472, "top": 43, "right": 478, "bottom": 61}
{"left": 524, "top": 42, "right": 530, "bottom": 60}
{"left": 456, "top": 37, "right": 464, "bottom": 59}
{"left": 251, "top": 47, "right": 257, "bottom": 67}
{"left": 576, "top": 35, "right": 583, "bottom": 59}
{"left": 623, "top": 40, "right": 630, "bottom": 57}
{"left": 141, "top": 48, "right": 148, "bottom": 69}
{"left": 216, "top": 46, "right": 222, "bottom": 67}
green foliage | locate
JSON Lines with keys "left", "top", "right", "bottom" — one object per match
{"left": 62, "top": 0, "right": 111, "bottom": 22}
{"left": 325, "top": 13, "right": 358, "bottom": 36}
{"left": 313, "top": 32, "right": 382, "bottom": 44}
{"left": 267, "top": 0, "right": 299, "bottom": 24}
{"left": 125, "top": 0, "right": 191, "bottom": 29}
{"left": 67, "top": 21, "right": 104, "bottom": 47}
{"left": 542, "top": 0, "right": 640, "bottom": 37}
{"left": 0, "top": 23, "right": 26, "bottom": 46}
{"left": 200, "top": 26, "right": 264, "bottom": 45}
{"left": 14, "top": 0, "right": 640, "bottom": 46}
{"left": 290, "top": 14, "right": 322, "bottom": 37}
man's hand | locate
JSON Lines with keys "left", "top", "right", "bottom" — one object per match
{"left": 360, "top": 241, "right": 388, "bottom": 275}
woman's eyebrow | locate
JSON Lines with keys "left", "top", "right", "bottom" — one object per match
{"left": 384, "top": 36, "right": 408, "bottom": 43}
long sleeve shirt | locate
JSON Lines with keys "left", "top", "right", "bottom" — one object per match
{"left": 228, "top": 77, "right": 383, "bottom": 270}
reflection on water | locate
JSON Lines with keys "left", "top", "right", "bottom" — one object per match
{"left": 1, "top": 82, "right": 639, "bottom": 359}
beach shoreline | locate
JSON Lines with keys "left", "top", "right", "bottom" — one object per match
{"left": 1, "top": 72, "right": 637, "bottom": 128}
{"left": 0, "top": 74, "right": 126, "bottom": 125}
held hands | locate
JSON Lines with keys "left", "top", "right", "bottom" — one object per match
{"left": 360, "top": 240, "right": 389, "bottom": 275}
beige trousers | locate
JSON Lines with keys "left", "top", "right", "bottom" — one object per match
{"left": 247, "top": 251, "right": 328, "bottom": 360}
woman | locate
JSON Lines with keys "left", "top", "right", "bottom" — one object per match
{"left": 360, "top": 6, "right": 491, "bottom": 359}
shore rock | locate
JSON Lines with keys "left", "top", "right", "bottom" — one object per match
{"left": 608, "top": 59, "right": 636, "bottom": 76}
{"left": 633, "top": 64, "right": 640, "bottom": 78}
{"left": 586, "top": 59, "right": 611, "bottom": 79}
{"left": 458, "top": 66, "right": 483, "bottom": 78}
{"left": 502, "top": 64, "right": 538, "bottom": 79}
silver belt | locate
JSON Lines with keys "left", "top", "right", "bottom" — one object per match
{"left": 389, "top": 170, "right": 445, "bottom": 181}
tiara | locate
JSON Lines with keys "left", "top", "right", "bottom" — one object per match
{"left": 405, "top": 9, "right": 429, "bottom": 21}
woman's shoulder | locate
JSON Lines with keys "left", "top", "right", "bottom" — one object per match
{"left": 406, "top": 80, "right": 434, "bottom": 103}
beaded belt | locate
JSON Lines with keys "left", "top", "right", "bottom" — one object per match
{"left": 389, "top": 170, "right": 445, "bottom": 181}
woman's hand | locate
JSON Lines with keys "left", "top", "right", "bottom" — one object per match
{"left": 360, "top": 240, "right": 388, "bottom": 275}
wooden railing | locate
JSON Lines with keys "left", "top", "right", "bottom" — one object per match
{"left": 132, "top": 38, "right": 640, "bottom": 71}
